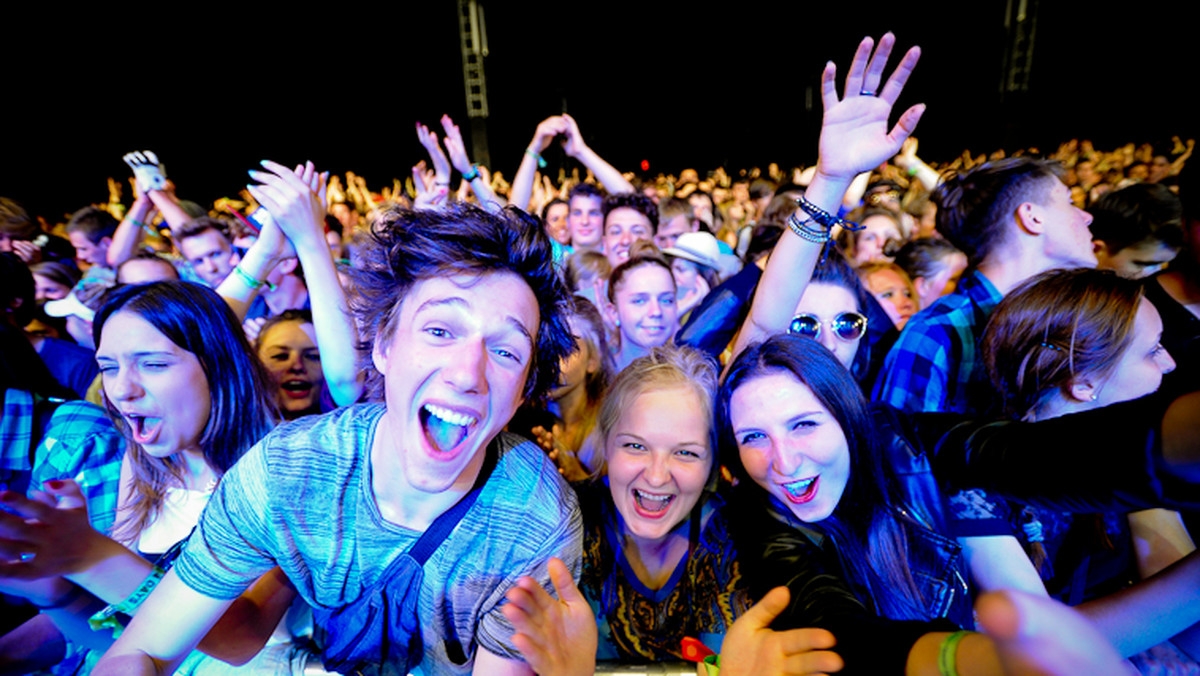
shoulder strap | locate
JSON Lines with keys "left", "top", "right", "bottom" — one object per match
{"left": 406, "top": 441, "right": 499, "bottom": 565}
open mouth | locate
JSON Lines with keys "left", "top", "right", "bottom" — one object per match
{"left": 781, "top": 476, "right": 819, "bottom": 504}
{"left": 632, "top": 488, "right": 674, "bottom": 518}
{"left": 419, "top": 404, "right": 478, "bottom": 454}
{"left": 125, "top": 414, "right": 163, "bottom": 445}
{"left": 281, "top": 379, "right": 315, "bottom": 400}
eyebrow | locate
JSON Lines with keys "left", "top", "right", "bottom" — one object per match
{"left": 415, "top": 296, "right": 535, "bottom": 349}
{"left": 97, "top": 350, "right": 177, "bottom": 361}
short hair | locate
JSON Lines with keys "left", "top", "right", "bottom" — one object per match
{"left": 657, "top": 197, "right": 692, "bottom": 224}
{"left": 934, "top": 157, "right": 1062, "bottom": 265}
{"left": 565, "top": 250, "right": 612, "bottom": 291}
{"left": 982, "top": 268, "right": 1142, "bottom": 418}
{"left": 93, "top": 282, "right": 276, "bottom": 541}
{"left": 760, "top": 194, "right": 803, "bottom": 228}
{"left": 893, "top": 238, "right": 964, "bottom": 281}
{"left": 594, "top": 343, "right": 718, "bottom": 472}
{"left": 116, "top": 252, "right": 180, "bottom": 284}
{"left": 177, "top": 216, "right": 234, "bottom": 243}
{"left": 65, "top": 206, "right": 118, "bottom": 243}
{"left": 745, "top": 223, "right": 783, "bottom": 262}
{"left": 568, "top": 183, "right": 604, "bottom": 205}
{"left": 602, "top": 192, "right": 659, "bottom": 232}
{"left": 0, "top": 197, "right": 39, "bottom": 240}
{"left": 1088, "top": 182, "right": 1183, "bottom": 253}
{"left": 838, "top": 207, "right": 902, "bottom": 257}
{"left": 351, "top": 203, "right": 572, "bottom": 404}
{"left": 748, "top": 179, "right": 777, "bottom": 201}
{"left": 606, "top": 241, "right": 674, "bottom": 303}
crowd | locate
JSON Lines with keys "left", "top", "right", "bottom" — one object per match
{"left": 2, "top": 32, "right": 1199, "bottom": 676}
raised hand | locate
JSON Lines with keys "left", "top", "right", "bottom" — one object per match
{"left": 412, "top": 160, "right": 448, "bottom": 211}
{"left": 817, "top": 33, "right": 923, "bottom": 181}
{"left": 246, "top": 160, "right": 328, "bottom": 257}
{"left": 502, "top": 558, "right": 597, "bottom": 676}
{"left": 532, "top": 115, "right": 568, "bottom": 153}
{"left": 416, "top": 122, "right": 452, "bottom": 185}
{"left": 560, "top": 113, "right": 587, "bottom": 158}
{"left": 123, "top": 150, "right": 169, "bottom": 193}
{"left": 717, "top": 587, "right": 843, "bottom": 676}
{"left": 440, "top": 114, "right": 473, "bottom": 175}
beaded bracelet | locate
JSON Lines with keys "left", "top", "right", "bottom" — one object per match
{"left": 89, "top": 566, "right": 166, "bottom": 637}
{"left": 525, "top": 148, "right": 547, "bottom": 169}
{"left": 938, "top": 630, "right": 969, "bottom": 676}
{"left": 461, "top": 164, "right": 481, "bottom": 182}
{"left": 787, "top": 212, "right": 833, "bottom": 243}
{"left": 795, "top": 193, "right": 862, "bottom": 232}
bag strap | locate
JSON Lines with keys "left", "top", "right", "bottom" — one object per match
{"left": 406, "top": 441, "right": 499, "bottom": 566}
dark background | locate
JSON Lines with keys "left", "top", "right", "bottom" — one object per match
{"left": 5, "top": 1, "right": 1196, "bottom": 221}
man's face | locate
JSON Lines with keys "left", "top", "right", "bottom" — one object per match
{"left": 654, "top": 214, "right": 695, "bottom": 250}
{"left": 1095, "top": 237, "right": 1179, "bottom": 279}
{"left": 1035, "top": 178, "right": 1097, "bottom": 269}
{"left": 568, "top": 195, "right": 604, "bottom": 249}
{"left": 603, "top": 207, "right": 654, "bottom": 268}
{"left": 1148, "top": 156, "right": 1171, "bottom": 183}
{"left": 372, "top": 273, "right": 538, "bottom": 495}
{"left": 178, "top": 229, "right": 238, "bottom": 287}
{"left": 68, "top": 232, "right": 110, "bottom": 269}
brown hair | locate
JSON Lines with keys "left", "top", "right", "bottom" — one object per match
{"left": 605, "top": 241, "right": 674, "bottom": 303}
{"left": 982, "top": 268, "right": 1142, "bottom": 419}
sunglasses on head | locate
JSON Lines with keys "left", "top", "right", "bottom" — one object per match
{"left": 788, "top": 312, "right": 868, "bottom": 342}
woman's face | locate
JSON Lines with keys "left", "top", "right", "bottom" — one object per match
{"left": 730, "top": 371, "right": 850, "bottom": 523}
{"left": 670, "top": 257, "right": 703, "bottom": 293}
{"left": 1092, "top": 299, "right": 1175, "bottom": 406}
{"left": 852, "top": 214, "right": 902, "bottom": 264}
{"left": 545, "top": 203, "right": 571, "bottom": 246}
{"left": 612, "top": 264, "right": 678, "bottom": 351}
{"left": 550, "top": 317, "right": 599, "bottom": 401}
{"left": 33, "top": 274, "right": 71, "bottom": 302}
{"left": 606, "top": 386, "right": 712, "bottom": 543}
{"left": 258, "top": 320, "right": 325, "bottom": 416}
{"left": 793, "top": 283, "right": 862, "bottom": 369}
{"left": 866, "top": 268, "right": 918, "bottom": 330}
{"left": 96, "top": 311, "right": 211, "bottom": 459}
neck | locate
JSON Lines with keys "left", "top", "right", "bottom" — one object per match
{"left": 369, "top": 414, "right": 482, "bottom": 531}
{"left": 976, "top": 249, "right": 1058, "bottom": 298}
{"left": 179, "top": 449, "right": 218, "bottom": 491}
{"left": 264, "top": 279, "right": 308, "bottom": 315}
{"left": 613, "top": 340, "right": 650, "bottom": 373}
{"left": 621, "top": 519, "right": 691, "bottom": 591}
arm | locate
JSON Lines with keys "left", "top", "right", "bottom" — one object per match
{"left": 510, "top": 116, "right": 567, "bottom": 212}
{"left": 108, "top": 196, "right": 156, "bottom": 268}
{"left": 559, "top": 113, "right": 635, "bottom": 194}
{"left": 730, "top": 32, "right": 924, "bottom": 362}
{"left": 894, "top": 137, "right": 942, "bottom": 192}
{"left": 959, "top": 535, "right": 1049, "bottom": 595}
{"left": 145, "top": 191, "right": 194, "bottom": 235}
{"left": 248, "top": 160, "right": 364, "bottom": 406}
{"left": 441, "top": 115, "right": 507, "bottom": 211}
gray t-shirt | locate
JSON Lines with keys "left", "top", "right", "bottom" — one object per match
{"left": 175, "top": 404, "right": 583, "bottom": 674}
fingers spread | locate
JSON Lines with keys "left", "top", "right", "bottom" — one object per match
{"left": 842, "top": 36, "right": 874, "bottom": 99}
{"left": 861, "top": 32, "right": 895, "bottom": 96}
{"left": 879, "top": 46, "right": 921, "bottom": 105}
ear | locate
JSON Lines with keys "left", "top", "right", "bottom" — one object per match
{"left": 912, "top": 276, "right": 932, "bottom": 302}
{"left": 1067, "top": 377, "right": 1098, "bottom": 403}
{"left": 372, "top": 331, "right": 391, "bottom": 374}
{"left": 604, "top": 301, "right": 621, "bottom": 330}
{"left": 1015, "top": 201, "right": 1045, "bottom": 236}
{"left": 585, "top": 342, "right": 602, "bottom": 375}
{"left": 277, "top": 258, "right": 299, "bottom": 275}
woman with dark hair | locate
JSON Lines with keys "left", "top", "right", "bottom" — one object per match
{"left": 0, "top": 282, "right": 313, "bottom": 673}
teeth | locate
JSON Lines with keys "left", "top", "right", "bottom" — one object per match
{"left": 425, "top": 404, "right": 477, "bottom": 427}
{"left": 634, "top": 489, "right": 673, "bottom": 512}
{"left": 784, "top": 477, "right": 816, "bottom": 497}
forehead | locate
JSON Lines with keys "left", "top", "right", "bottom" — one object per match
{"left": 547, "top": 202, "right": 569, "bottom": 216}
{"left": 260, "top": 319, "right": 318, "bottom": 349}
{"left": 1128, "top": 297, "right": 1163, "bottom": 347}
{"left": 97, "top": 310, "right": 178, "bottom": 355}
{"left": 605, "top": 207, "right": 652, "bottom": 230}
{"left": 616, "top": 264, "right": 674, "bottom": 295}
{"left": 732, "top": 370, "right": 825, "bottom": 420}
{"left": 68, "top": 231, "right": 95, "bottom": 246}
{"left": 861, "top": 214, "right": 900, "bottom": 234}
{"left": 659, "top": 214, "right": 691, "bottom": 235}
{"left": 119, "top": 258, "right": 178, "bottom": 284}
{"left": 570, "top": 195, "right": 602, "bottom": 211}
{"left": 795, "top": 283, "right": 858, "bottom": 317}
{"left": 387, "top": 272, "right": 539, "bottom": 341}
{"left": 866, "top": 268, "right": 908, "bottom": 289}
{"left": 178, "top": 229, "right": 230, "bottom": 255}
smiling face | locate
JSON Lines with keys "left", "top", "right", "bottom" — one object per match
{"left": 793, "top": 282, "right": 862, "bottom": 369}
{"left": 865, "top": 268, "right": 918, "bottom": 330}
{"left": 96, "top": 311, "right": 211, "bottom": 460}
{"left": 606, "top": 386, "right": 712, "bottom": 543}
{"left": 603, "top": 207, "right": 654, "bottom": 269}
{"left": 569, "top": 195, "right": 604, "bottom": 249}
{"left": 730, "top": 371, "right": 850, "bottom": 523}
{"left": 372, "top": 273, "right": 538, "bottom": 494}
{"left": 545, "top": 202, "right": 571, "bottom": 246}
{"left": 258, "top": 319, "right": 325, "bottom": 417}
{"left": 612, "top": 263, "right": 678, "bottom": 353}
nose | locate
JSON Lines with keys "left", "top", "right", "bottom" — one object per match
{"left": 104, "top": 366, "right": 143, "bottom": 402}
{"left": 203, "top": 258, "right": 219, "bottom": 274}
{"left": 772, "top": 439, "right": 804, "bottom": 478}
{"left": 816, "top": 324, "right": 837, "bottom": 354}
{"left": 286, "top": 353, "right": 306, "bottom": 374}
{"left": 1078, "top": 207, "right": 1094, "bottom": 227}
{"left": 648, "top": 298, "right": 664, "bottom": 318}
{"left": 1158, "top": 347, "right": 1177, "bottom": 374}
{"left": 644, "top": 451, "right": 670, "bottom": 486}
{"left": 442, "top": 339, "right": 488, "bottom": 394}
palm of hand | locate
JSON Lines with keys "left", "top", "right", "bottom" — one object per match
{"left": 819, "top": 97, "right": 905, "bottom": 178}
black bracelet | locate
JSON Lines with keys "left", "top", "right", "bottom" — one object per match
{"left": 795, "top": 194, "right": 861, "bottom": 231}
{"left": 31, "top": 583, "right": 86, "bottom": 610}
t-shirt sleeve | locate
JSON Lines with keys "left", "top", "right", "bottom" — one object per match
{"left": 173, "top": 440, "right": 278, "bottom": 599}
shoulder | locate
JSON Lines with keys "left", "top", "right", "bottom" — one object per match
{"left": 489, "top": 433, "right": 580, "bottom": 521}
{"left": 259, "top": 403, "right": 383, "bottom": 462}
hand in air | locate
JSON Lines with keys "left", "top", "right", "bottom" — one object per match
{"left": 440, "top": 114, "right": 474, "bottom": 175}
{"left": 123, "top": 150, "right": 169, "bottom": 193}
{"left": 502, "top": 557, "right": 597, "bottom": 676}
{"left": 416, "top": 122, "right": 452, "bottom": 185}
{"left": 412, "top": 160, "right": 448, "bottom": 211}
{"left": 717, "top": 587, "right": 843, "bottom": 676}
{"left": 817, "top": 33, "right": 923, "bottom": 182}
{"left": 532, "top": 115, "right": 568, "bottom": 153}
{"left": 559, "top": 114, "right": 588, "bottom": 158}
{"left": 0, "top": 481, "right": 101, "bottom": 580}
{"left": 246, "top": 160, "right": 329, "bottom": 259}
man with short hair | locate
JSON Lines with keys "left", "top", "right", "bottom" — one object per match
{"left": 567, "top": 183, "right": 605, "bottom": 251}
{"left": 654, "top": 197, "right": 698, "bottom": 249}
{"left": 65, "top": 206, "right": 118, "bottom": 272}
{"left": 176, "top": 217, "right": 240, "bottom": 288}
{"left": 874, "top": 157, "right": 1096, "bottom": 414}
{"left": 601, "top": 192, "right": 657, "bottom": 269}
{"left": 94, "top": 202, "right": 580, "bottom": 676}
{"left": 1090, "top": 182, "right": 1183, "bottom": 279}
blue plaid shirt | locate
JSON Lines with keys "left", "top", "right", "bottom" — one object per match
{"left": 1, "top": 389, "right": 125, "bottom": 534}
{"left": 872, "top": 270, "right": 1004, "bottom": 415}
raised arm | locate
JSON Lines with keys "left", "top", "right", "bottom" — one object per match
{"left": 440, "top": 114, "right": 507, "bottom": 211}
{"left": 248, "top": 160, "right": 364, "bottom": 407}
{"left": 730, "top": 33, "right": 924, "bottom": 362}
{"left": 559, "top": 113, "right": 635, "bottom": 195}
{"left": 510, "top": 116, "right": 568, "bottom": 212}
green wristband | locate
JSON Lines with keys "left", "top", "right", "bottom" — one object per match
{"left": 938, "top": 630, "right": 969, "bottom": 676}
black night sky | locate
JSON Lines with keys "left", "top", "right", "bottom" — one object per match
{"left": 5, "top": 1, "right": 1197, "bottom": 221}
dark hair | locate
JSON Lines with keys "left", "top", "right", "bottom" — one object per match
{"left": 93, "top": 282, "right": 276, "bottom": 542}
{"left": 30, "top": 261, "right": 82, "bottom": 290}
{"left": 255, "top": 308, "right": 315, "bottom": 352}
{"left": 0, "top": 252, "right": 36, "bottom": 326}
{"left": 65, "top": 206, "right": 118, "bottom": 243}
{"left": 808, "top": 251, "right": 874, "bottom": 382}
{"left": 0, "top": 197, "right": 40, "bottom": 240}
{"left": 893, "top": 237, "right": 964, "bottom": 281}
{"left": 1088, "top": 182, "right": 1183, "bottom": 253}
{"left": 718, "top": 334, "right": 930, "bottom": 620}
{"left": 177, "top": 216, "right": 234, "bottom": 243}
{"left": 982, "top": 268, "right": 1143, "bottom": 418}
{"left": 934, "top": 157, "right": 1061, "bottom": 265}
{"left": 351, "top": 203, "right": 572, "bottom": 404}
{"left": 602, "top": 192, "right": 659, "bottom": 233}
{"left": 541, "top": 198, "right": 568, "bottom": 222}
{"left": 568, "top": 183, "right": 604, "bottom": 204}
